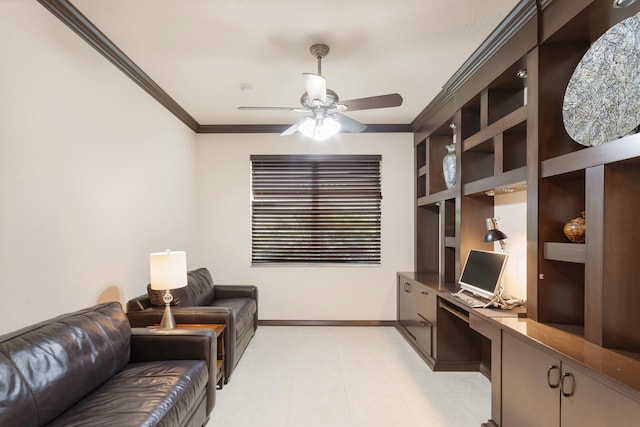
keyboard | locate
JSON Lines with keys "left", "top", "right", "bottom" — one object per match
{"left": 451, "top": 290, "right": 491, "bottom": 308}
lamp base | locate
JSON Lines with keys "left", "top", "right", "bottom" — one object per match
{"left": 159, "top": 289, "right": 176, "bottom": 329}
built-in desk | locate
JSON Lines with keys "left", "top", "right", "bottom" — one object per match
{"left": 397, "top": 272, "right": 640, "bottom": 426}
{"left": 397, "top": 271, "right": 523, "bottom": 371}
{"left": 397, "top": 272, "right": 523, "bottom": 425}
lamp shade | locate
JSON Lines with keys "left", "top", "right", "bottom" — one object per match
{"left": 484, "top": 229, "right": 508, "bottom": 242}
{"left": 149, "top": 250, "right": 187, "bottom": 290}
{"left": 484, "top": 217, "right": 508, "bottom": 242}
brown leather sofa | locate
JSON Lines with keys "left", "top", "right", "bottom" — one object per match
{"left": 0, "top": 301, "right": 217, "bottom": 427}
{"left": 126, "top": 267, "right": 258, "bottom": 383}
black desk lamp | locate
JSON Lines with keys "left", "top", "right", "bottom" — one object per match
{"left": 484, "top": 217, "right": 508, "bottom": 252}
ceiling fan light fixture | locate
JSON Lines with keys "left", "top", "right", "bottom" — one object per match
{"left": 238, "top": 43, "right": 402, "bottom": 137}
{"left": 299, "top": 115, "right": 341, "bottom": 141}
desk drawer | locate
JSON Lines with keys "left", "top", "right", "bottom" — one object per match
{"left": 408, "top": 314, "right": 433, "bottom": 357}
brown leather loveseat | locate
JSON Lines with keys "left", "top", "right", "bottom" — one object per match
{"left": 126, "top": 267, "right": 258, "bottom": 383}
{"left": 0, "top": 301, "right": 217, "bottom": 427}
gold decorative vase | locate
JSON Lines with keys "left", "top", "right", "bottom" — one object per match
{"left": 563, "top": 211, "right": 586, "bottom": 243}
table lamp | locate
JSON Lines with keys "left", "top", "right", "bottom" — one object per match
{"left": 484, "top": 217, "right": 508, "bottom": 252}
{"left": 149, "top": 250, "right": 187, "bottom": 329}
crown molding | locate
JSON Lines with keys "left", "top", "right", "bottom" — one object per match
{"left": 197, "top": 123, "right": 412, "bottom": 134}
{"left": 38, "top": 0, "right": 200, "bottom": 132}
{"left": 37, "top": 0, "right": 414, "bottom": 135}
{"left": 412, "top": 0, "right": 538, "bottom": 131}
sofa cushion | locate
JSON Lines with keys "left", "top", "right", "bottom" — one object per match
{"left": 47, "top": 360, "right": 208, "bottom": 427}
{"left": 0, "top": 302, "right": 130, "bottom": 426}
{"left": 212, "top": 298, "right": 257, "bottom": 339}
{"left": 148, "top": 268, "right": 215, "bottom": 307}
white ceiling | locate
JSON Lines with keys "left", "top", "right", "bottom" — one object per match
{"left": 73, "top": 0, "right": 520, "bottom": 127}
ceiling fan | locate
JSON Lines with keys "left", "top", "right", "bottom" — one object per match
{"left": 238, "top": 43, "right": 403, "bottom": 140}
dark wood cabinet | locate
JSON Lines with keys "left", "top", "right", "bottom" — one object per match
{"left": 501, "top": 332, "right": 560, "bottom": 427}
{"left": 502, "top": 331, "right": 640, "bottom": 427}
{"left": 397, "top": 277, "right": 436, "bottom": 359}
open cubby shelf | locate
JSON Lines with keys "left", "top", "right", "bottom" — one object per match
{"left": 417, "top": 188, "right": 456, "bottom": 207}
{"left": 543, "top": 242, "right": 586, "bottom": 264}
{"left": 463, "top": 167, "right": 527, "bottom": 196}
{"left": 463, "top": 105, "right": 526, "bottom": 150}
{"left": 541, "top": 133, "right": 640, "bottom": 178}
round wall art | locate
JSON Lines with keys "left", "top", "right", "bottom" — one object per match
{"left": 562, "top": 12, "right": 640, "bottom": 146}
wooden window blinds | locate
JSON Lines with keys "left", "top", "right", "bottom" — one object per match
{"left": 250, "top": 154, "right": 382, "bottom": 265}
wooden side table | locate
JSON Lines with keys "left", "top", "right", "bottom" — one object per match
{"left": 175, "top": 323, "right": 226, "bottom": 389}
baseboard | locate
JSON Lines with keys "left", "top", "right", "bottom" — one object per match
{"left": 258, "top": 320, "right": 397, "bottom": 327}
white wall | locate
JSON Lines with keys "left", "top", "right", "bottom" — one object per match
{"left": 193, "top": 133, "right": 415, "bottom": 321}
{"left": 493, "top": 191, "right": 527, "bottom": 301}
{"left": 0, "top": 1, "right": 197, "bottom": 334}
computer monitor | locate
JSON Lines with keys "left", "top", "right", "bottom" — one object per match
{"left": 459, "top": 249, "right": 508, "bottom": 300}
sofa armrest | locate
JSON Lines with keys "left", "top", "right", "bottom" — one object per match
{"left": 130, "top": 327, "right": 216, "bottom": 363}
{"left": 129, "top": 328, "right": 217, "bottom": 414}
{"left": 213, "top": 284, "right": 258, "bottom": 300}
{"left": 213, "top": 285, "right": 259, "bottom": 335}
{"left": 127, "top": 307, "right": 235, "bottom": 384}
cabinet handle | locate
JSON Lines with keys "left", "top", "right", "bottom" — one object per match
{"left": 547, "top": 365, "right": 561, "bottom": 389}
{"left": 404, "top": 282, "right": 412, "bottom": 293}
{"left": 421, "top": 291, "right": 429, "bottom": 296}
{"left": 561, "top": 372, "right": 575, "bottom": 397}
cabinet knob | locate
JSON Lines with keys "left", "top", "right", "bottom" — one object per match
{"left": 404, "top": 282, "right": 412, "bottom": 293}
{"left": 561, "top": 372, "right": 575, "bottom": 397}
{"left": 547, "top": 365, "right": 561, "bottom": 389}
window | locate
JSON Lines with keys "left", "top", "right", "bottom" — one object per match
{"left": 251, "top": 154, "right": 382, "bottom": 265}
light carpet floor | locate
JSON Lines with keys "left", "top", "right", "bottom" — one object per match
{"left": 207, "top": 326, "right": 491, "bottom": 427}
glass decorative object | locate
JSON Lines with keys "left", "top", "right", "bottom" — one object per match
{"left": 442, "top": 144, "right": 456, "bottom": 189}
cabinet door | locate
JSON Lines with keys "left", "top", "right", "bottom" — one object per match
{"left": 413, "top": 283, "right": 435, "bottom": 355}
{"left": 560, "top": 361, "right": 640, "bottom": 427}
{"left": 398, "top": 279, "right": 433, "bottom": 357}
{"left": 398, "top": 279, "right": 419, "bottom": 327}
{"left": 501, "top": 333, "right": 560, "bottom": 427}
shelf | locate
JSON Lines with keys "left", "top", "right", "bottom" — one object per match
{"left": 463, "top": 105, "right": 527, "bottom": 151}
{"left": 417, "top": 187, "right": 456, "bottom": 206}
{"left": 541, "top": 133, "right": 640, "bottom": 178}
{"left": 462, "top": 166, "right": 527, "bottom": 196}
{"left": 418, "top": 166, "right": 427, "bottom": 177}
{"left": 543, "top": 242, "right": 585, "bottom": 264}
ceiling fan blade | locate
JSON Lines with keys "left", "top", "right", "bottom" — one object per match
{"left": 238, "top": 106, "right": 299, "bottom": 111}
{"left": 280, "top": 117, "right": 308, "bottom": 136}
{"left": 333, "top": 113, "right": 367, "bottom": 134}
{"left": 303, "top": 73, "right": 326, "bottom": 103}
{"left": 339, "top": 93, "right": 403, "bottom": 111}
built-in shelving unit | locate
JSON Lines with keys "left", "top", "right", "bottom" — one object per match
{"left": 402, "top": 1, "right": 640, "bottom": 424}
{"left": 535, "top": 0, "right": 640, "bottom": 350}
{"left": 415, "top": 118, "right": 458, "bottom": 283}
{"left": 409, "top": 0, "right": 640, "bottom": 365}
